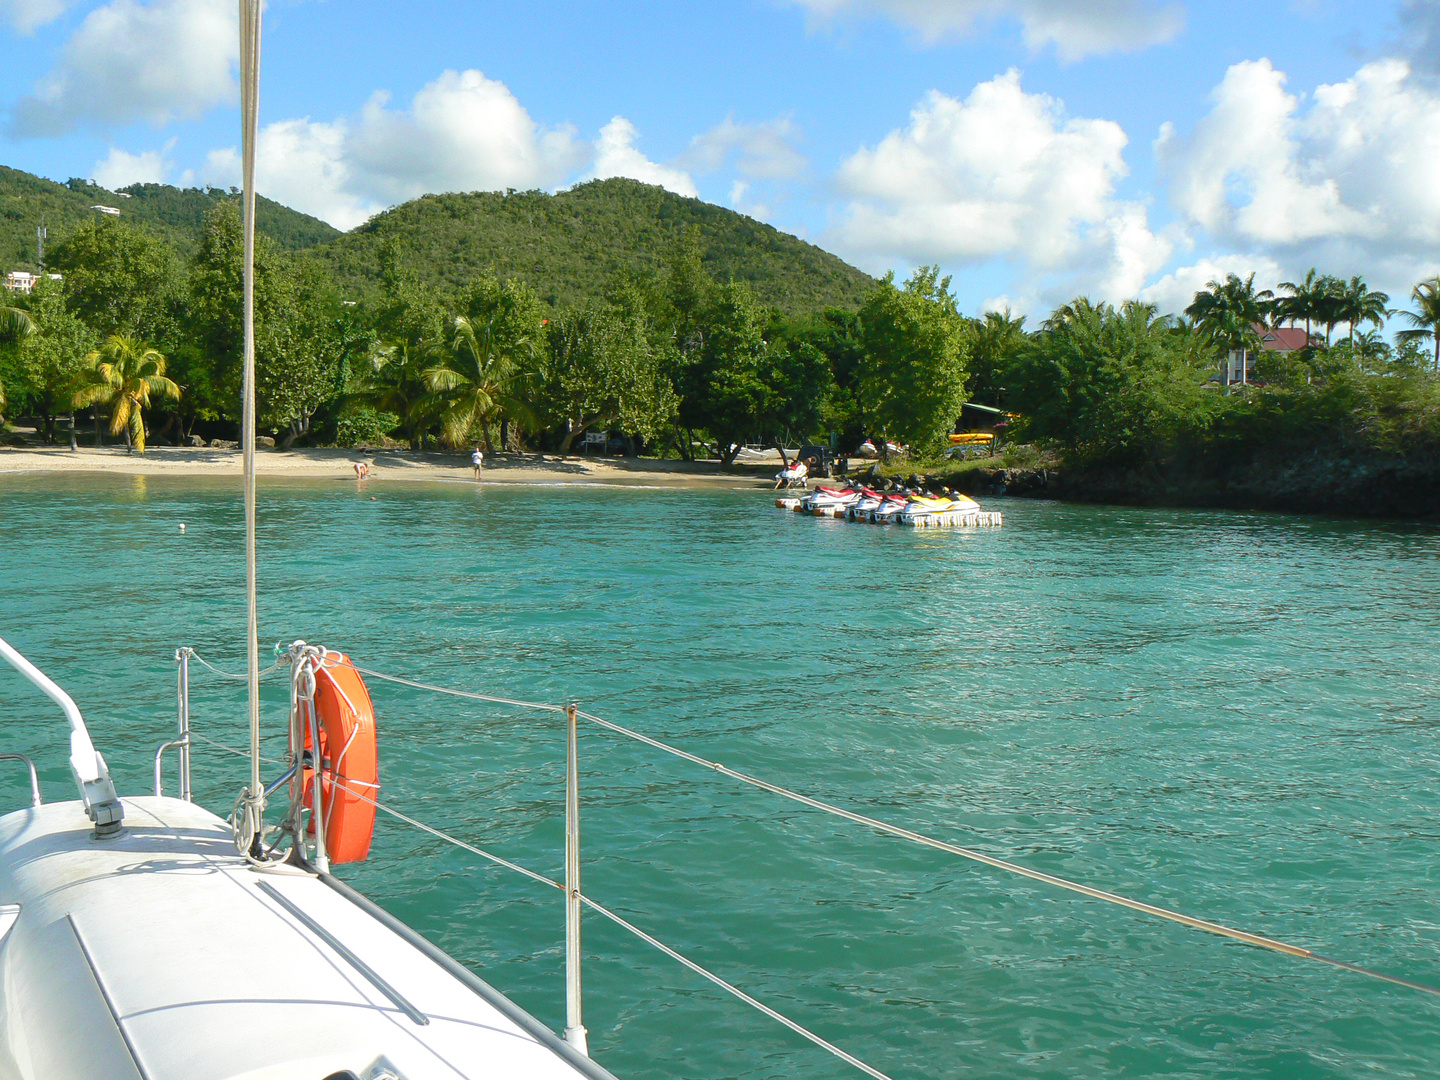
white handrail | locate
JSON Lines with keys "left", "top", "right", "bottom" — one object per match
{"left": 0, "top": 633, "right": 123, "bottom": 832}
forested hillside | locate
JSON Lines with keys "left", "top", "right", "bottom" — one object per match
{"left": 308, "top": 178, "right": 874, "bottom": 312}
{"left": 0, "top": 167, "right": 339, "bottom": 266}
{"left": 4, "top": 169, "right": 872, "bottom": 313}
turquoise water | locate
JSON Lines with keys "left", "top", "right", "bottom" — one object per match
{"left": 2, "top": 473, "right": 1438, "bottom": 1080}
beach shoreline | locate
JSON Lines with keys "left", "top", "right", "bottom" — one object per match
{"left": 0, "top": 445, "right": 776, "bottom": 489}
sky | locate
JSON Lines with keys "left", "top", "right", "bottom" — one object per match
{"left": 1, "top": 0, "right": 1438, "bottom": 319}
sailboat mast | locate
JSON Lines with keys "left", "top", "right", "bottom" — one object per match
{"left": 239, "top": 0, "right": 263, "bottom": 823}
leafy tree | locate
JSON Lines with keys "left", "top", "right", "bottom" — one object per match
{"left": 784, "top": 308, "right": 864, "bottom": 434}
{"left": 51, "top": 217, "right": 178, "bottom": 341}
{"left": 671, "top": 280, "right": 832, "bottom": 461}
{"left": 16, "top": 280, "right": 97, "bottom": 442}
{"left": 1396, "top": 278, "right": 1440, "bottom": 369}
{"left": 545, "top": 302, "right": 677, "bottom": 454}
{"left": 857, "top": 267, "right": 969, "bottom": 455}
{"left": 71, "top": 335, "right": 180, "bottom": 452}
{"left": 256, "top": 260, "right": 351, "bottom": 446}
{"left": 1010, "top": 299, "right": 1210, "bottom": 464}
{"left": 185, "top": 202, "right": 347, "bottom": 438}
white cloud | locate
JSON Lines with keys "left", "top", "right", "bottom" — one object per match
{"left": 1138, "top": 254, "right": 1285, "bottom": 318}
{"left": 202, "top": 69, "right": 587, "bottom": 230}
{"left": 1, "top": 0, "right": 74, "bottom": 33}
{"left": 10, "top": 0, "right": 236, "bottom": 136}
{"left": 791, "top": 0, "right": 1183, "bottom": 60}
{"left": 588, "top": 117, "right": 698, "bottom": 197}
{"left": 1159, "top": 57, "right": 1440, "bottom": 258}
{"left": 827, "top": 70, "right": 1170, "bottom": 304}
{"left": 203, "top": 118, "right": 383, "bottom": 231}
{"left": 680, "top": 116, "right": 807, "bottom": 179}
{"left": 346, "top": 70, "right": 584, "bottom": 204}
{"left": 92, "top": 142, "right": 173, "bottom": 188}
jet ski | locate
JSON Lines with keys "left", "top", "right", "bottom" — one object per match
{"left": 897, "top": 494, "right": 974, "bottom": 524}
{"left": 774, "top": 459, "right": 809, "bottom": 489}
{"left": 869, "top": 494, "right": 912, "bottom": 523}
{"left": 843, "top": 487, "right": 889, "bottom": 521}
{"left": 801, "top": 486, "right": 863, "bottom": 515}
{"left": 844, "top": 488, "right": 886, "bottom": 520}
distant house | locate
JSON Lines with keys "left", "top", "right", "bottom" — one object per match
{"left": 1222, "top": 324, "right": 1317, "bottom": 386}
{"left": 90, "top": 205, "right": 121, "bottom": 216}
{"left": 3, "top": 271, "right": 62, "bottom": 293}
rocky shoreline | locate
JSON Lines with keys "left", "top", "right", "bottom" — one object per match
{"left": 844, "top": 448, "right": 1440, "bottom": 521}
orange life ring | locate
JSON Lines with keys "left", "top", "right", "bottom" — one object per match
{"left": 302, "top": 653, "right": 378, "bottom": 864}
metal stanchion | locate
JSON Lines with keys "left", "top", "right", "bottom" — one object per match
{"left": 176, "top": 648, "right": 192, "bottom": 801}
{"left": 564, "top": 701, "right": 588, "bottom": 1054}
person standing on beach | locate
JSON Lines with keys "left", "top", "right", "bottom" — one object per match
{"left": 471, "top": 445, "right": 484, "bottom": 479}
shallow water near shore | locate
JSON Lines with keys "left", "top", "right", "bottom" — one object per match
{"left": 2, "top": 472, "right": 1438, "bottom": 1080}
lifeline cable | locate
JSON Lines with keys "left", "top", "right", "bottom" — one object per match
{"left": 184, "top": 648, "right": 283, "bottom": 682}
{"left": 573, "top": 708, "right": 1440, "bottom": 998}
{"left": 276, "top": 656, "right": 1440, "bottom": 997}
{"left": 324, "top": 775, "right": 894, "bottom": 1080}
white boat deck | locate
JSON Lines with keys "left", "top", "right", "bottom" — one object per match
{"left": 0, "top": 796, "right": 614, "bottom": 1080}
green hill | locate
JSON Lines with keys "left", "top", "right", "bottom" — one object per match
{"left": 309, "top": 178, "right": 875, "bottom": 312}
{"left": 0, "top": 166, "right": 340, "bottom": 267}
{"left": 3, "top": 168, "right": 874, "bottom": 313}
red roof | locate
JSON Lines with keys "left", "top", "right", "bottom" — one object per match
{"left": 1253, "top": 325, "right": 1313, "bottom": 352}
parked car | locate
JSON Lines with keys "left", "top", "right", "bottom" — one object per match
{"left": 793, "top": 444, "right": 835, "bottom": 477}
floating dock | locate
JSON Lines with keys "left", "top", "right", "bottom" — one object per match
{"left": 775, "top": 497, "right": 1002, "bottom": 527}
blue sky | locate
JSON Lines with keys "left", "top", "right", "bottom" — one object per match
{"left": 2, "top": 0, "right": 1438, "bottom": 317}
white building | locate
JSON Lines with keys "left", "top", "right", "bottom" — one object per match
{"left": 3, "top": 271, "right": 63, "bottom": 293}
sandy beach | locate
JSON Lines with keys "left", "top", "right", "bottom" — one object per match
{"left": 0, "top": 444, "right": 777, "bottom": 488}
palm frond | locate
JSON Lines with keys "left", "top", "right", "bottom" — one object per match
{"left": 0, "top": 305, "right": 35, "bottom": 340}
{"left": 110, "top": 398, "right": 132, "bottom": 436}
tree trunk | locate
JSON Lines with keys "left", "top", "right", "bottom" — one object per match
{"left": 153, "top": 411, "right": 176, "bottom": 446}
{"left": 94, "top": 410, "right": 103, "bottom": 447}
{"left": 281, "top": 413, "right": 309, "bottom": 451}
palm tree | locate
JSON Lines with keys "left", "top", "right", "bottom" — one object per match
{"left": 1334, "top": 275, "right": 1390, "bottom": 348}
{"left": 1185, "top": 274, "right": 1272, "bottom": 344}
{"left": 1276, "top": 269, "right": 1326, "bottom": 341}
{"left": 1042, "top": 296, "right": 1102, "bottom": 331}
{"left": 350, "top": 341, "right": 437, "bottom": 451}
{"left": 428, "top": 313, "right": 538, "bottom": 452}
{"left": 1396, "top": 277, "right": 1440, "bottom": 370}
{"left": 1314, "top": 275, "right": 1346, "bottom": 345}
{"left": 71, "top": 335, "right": 179, "bottom": 453}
